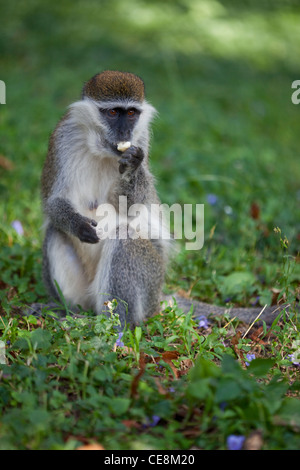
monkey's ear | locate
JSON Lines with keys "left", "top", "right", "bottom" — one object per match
{"left": 68, "top": 101, "right": 102, "bottom": 128}
{"left": 135, "top": 101, "right": 158, "bottom": 127}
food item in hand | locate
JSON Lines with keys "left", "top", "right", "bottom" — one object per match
{"left": 117, "top": 141, "right": 131, "bottom": 152}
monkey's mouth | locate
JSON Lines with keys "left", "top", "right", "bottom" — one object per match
{"left": 108, "top": 141, "right": 132, "bottom": 155}
{"left": 105, "top": 140, "right": 122, "bottom": 156}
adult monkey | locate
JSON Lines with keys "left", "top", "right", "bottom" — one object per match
{"left": 36, "top": 71, "right": 291, "bottom": 328}
{"left": 41, "top": 71, "right": 169, "bottom": 327}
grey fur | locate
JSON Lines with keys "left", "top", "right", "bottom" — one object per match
{"left": 41, "top": 72, "right": 168, "bottom": 327}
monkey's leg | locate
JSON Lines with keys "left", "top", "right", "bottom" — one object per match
{"left": 43, "top": 226, "right": 91, "bottom": 310}
{"left": 91, "top": 237, "right": 164, "bottom": 327}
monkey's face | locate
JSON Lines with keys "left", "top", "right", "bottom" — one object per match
{"left": 99, "top": 106, "right": 141, "bottom": 154}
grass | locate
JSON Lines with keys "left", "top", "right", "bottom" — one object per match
{"left": 0, "top": 0, "right": 299, "bottom": 450}
{"left": 0, "top": 303, "right": 299, "bottom": 450}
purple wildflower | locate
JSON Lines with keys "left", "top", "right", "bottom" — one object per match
{"left": 245, "top": 353, "right": 255, "bottom": 366}
{"left": 115, "top": 332, "right": 124, "bottom": 347}
{"left": 143, "top": 415, "right": 161, "bottom": 429}
{"left": 206, "top": 194, "right": 218, "bottom": 206}
{"left": 288, "top": 353, "right": 300, "bottom": 367}
{"left": 219, "top": 401, "right": 227, "bottom": 411}
{"left": 227, "top": 435, "right": 245, "bottom": 450}
{"left": 144, "top": 415, "right": 160, "bottom": 428}
{"left": 196, "top": 315, "right": 209, "bottom": 329}
{"left": 11, "top": 220, "right": 24, "bottom": 236}
{"left": 251, "top": 296, "right": 260, "bottom": 306}
{"left": 150, "top": 415, "right": 160, "bottom": 426}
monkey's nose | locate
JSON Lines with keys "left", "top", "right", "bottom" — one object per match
{"left": 119, "top": 129, "right": 131, "bottom": 141}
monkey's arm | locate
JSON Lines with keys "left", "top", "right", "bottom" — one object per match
{"left": 45, "top": 197, "right": 99, "bottom": 243}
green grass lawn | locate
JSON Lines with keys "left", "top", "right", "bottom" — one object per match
{"left": 0, "top": 0, "right": 299, "bottom": 450}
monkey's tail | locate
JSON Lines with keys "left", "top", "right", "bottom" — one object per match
{"left": 163, "top": 294, "right": 297, "bottom": 326}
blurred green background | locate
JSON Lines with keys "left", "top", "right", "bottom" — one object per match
{"left": 0, "top": 0, "right": 299, "bottom": 308}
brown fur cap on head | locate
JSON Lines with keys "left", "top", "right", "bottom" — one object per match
{"left": 82, "top": 71, "right": 145, "bottom": 102}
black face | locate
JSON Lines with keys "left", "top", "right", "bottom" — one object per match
{"left": 99, "top": 107, "right": 141, "bottom": 151}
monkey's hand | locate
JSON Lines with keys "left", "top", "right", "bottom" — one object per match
{"left": 46, "top": 197, "right": 100, "bottom": 244}
{"left": 118, "top": 146, "right": 144, "bottom": 175}
{"left": 75, "top": 215, "right": 99, "bottom": 244}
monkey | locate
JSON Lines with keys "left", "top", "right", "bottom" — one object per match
{"left": 37, "top": 70, "right": 293, "bottom": 330}
{"left": 41, "top": 70, "right": 170, "bottom": 327}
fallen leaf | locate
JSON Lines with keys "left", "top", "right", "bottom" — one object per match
{"left": 271, "top": 288, "right": 281, "bottom": 305}
{"left": 161, "top": 351, "right": 180, "bottom": 378}
{"left": 162, "top": 351, "right": 180, "bottom": 361}
{"left": 176, "top": 289, "right": 191, "bottom": 299}
{"left": 230, "top": 331, "right": 245, "bottom": 365}
{"left": 130, "top": 352, "right": 146, "bottom": 398}
{"left": 179, "top": 358, "right": 194, "bottom": 376}
{"left": 182, "top": 426, "right": 201, "bottom": 438}
{"left": 250, "top": 202, "right": 260, "bottom": 220}
{"left": 116, "top": 345, "right": 134, "bottom": 355}
{"left": 0, "top": 280, "right": 9, "bottom": 290}
{"left": 76, "top": 443, "right": 105, "bottom": 450}
{"left": 243, "top": 430, "right": 263, "bottom": 450}
{"left": 250, "top": 326, "right": 266, "bottom": 344}
{"left": 122, "top": 420, "right": 142, "bottom": 430}
{"left": 0, "top": 154, "right": 14, "bottom": 170}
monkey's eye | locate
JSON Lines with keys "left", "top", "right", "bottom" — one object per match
{"left": 127, "top": 109, "right": 136, "bottom": 117}
{"left": 108, "top": 109, "right": 118, "bottom": 117}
